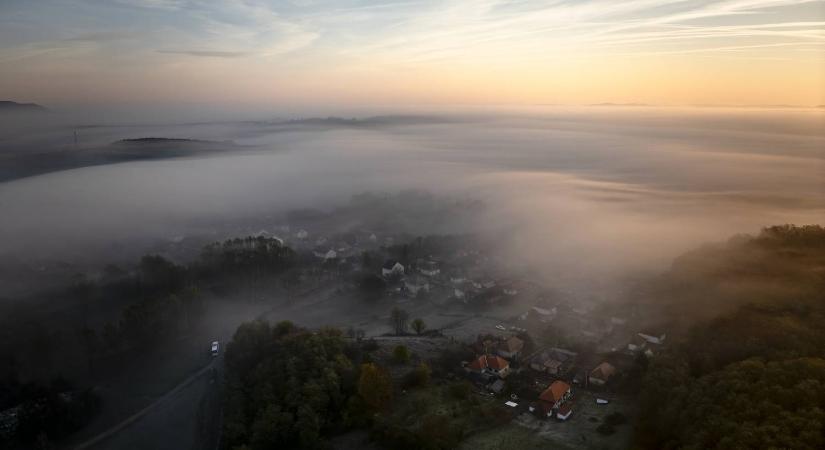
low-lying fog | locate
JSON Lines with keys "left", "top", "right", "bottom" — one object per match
{"left": 1, "top": 106, "right": 822, "bottom": 290}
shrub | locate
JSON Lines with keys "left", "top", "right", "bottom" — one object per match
{"left": 597, "top": 423, "right": 616, "bottom": 435}
{"left": 447, "top": 381, "right": 472, "bottom": 400}
{"left": 605, "top": 412, "right": 627, "bottom": 426}
{"left": 402, "top": 363, "right": 431, "bottom": 388}
{"left": 393, "top": 345, "right": 410, "bottom": 364}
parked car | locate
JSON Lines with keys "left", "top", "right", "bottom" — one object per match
{"left": 211, "top": 340, "right": 220, "bottom": 356}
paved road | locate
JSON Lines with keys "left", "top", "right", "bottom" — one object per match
{"left": 73, "top": 356, "right": 224, "bottom": 450}
{"left": 70, "top": 283, "right": 351, "bottom": 450}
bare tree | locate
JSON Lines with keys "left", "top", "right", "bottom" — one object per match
{"left": 389, "top": 307, "right": 409, "bottom": 335}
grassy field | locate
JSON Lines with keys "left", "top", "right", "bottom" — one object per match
{"left": 458, "top": 424, "right": 577, "bottom": 450}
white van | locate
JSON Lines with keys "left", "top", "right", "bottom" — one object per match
{"left": 211, "top": 341, "right": 220, "bottom": 356}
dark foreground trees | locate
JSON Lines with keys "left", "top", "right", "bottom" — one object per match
{"left": 634, "top": 225, "right": 825, "bottom": 450}
{"left": 222, "top": 321, "right": 359, "bottom": 450}
{"left": 0, "top": 378, "right": 99, "bottom": 449}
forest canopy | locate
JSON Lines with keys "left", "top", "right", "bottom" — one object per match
{"left": 634, "top": 225, "right": 825, "bottom": 450}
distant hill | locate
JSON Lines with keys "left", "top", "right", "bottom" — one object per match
{"left": 623, "top": 224, "right": 825, "bottom": 328}
{"left": 0, "top": 137, "right": 239, "bottom": 183}
{"left": 279, "top": 115, "right": 447, "bottom": 128}
{"left": 115, "top": 137, "right": 215, "bottom": 144}
{"left": 0, "top": 100, "right": 47, "bottom": 112}
{"left": 589, "top": 102, "right": 651, "bottom": 107}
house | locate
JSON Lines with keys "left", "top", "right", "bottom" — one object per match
{"left": 610, "top": 316, "right": 627, "bottom": 326}
{"left": 638, "top": 330, "right": 667, "bottom": 345}
{"left": 540, "top": 358, "right": 564, "bottom": 375}
{"left": 588, "top": 362, "right": 617, "bottom": 386}
{"left": 418, "top": 260, "right": 440, "bottom": 277}
{"left": 529, "top": 351, "right": 554, "bottom": 372}
{"left": 382, "top": 260, "right": 405, "bottom": 277}
{"left": 540, "top": 381, "right": 572, "bottom": 409}
{"left": 529, "top": 348, "right": 576, "bottom": 375}
{"left": 497, "top": 336, "right": 525, "bottom": 360}
{"left": 404, "top": 275, "right": 430, "bottom": 297}
{"left": 536, "top": 380, "right": 573, "bottom": 418}
{"left": 627, "top": 335, "right": 648, "bottom": 353}
{"left": 454, "top": 288, "right": 466, "bottom": 301}
{"left": 313, "top": 248, "right": 337, "bottom": 261}
{"left": 467, "top": 354, "right": 511, "bottom": 379}
{"left": 498, "top": 279, "right": 519, "bottom": 296}
{"left": 555, "top": 403, "right": 574, "bottom": 421}
{"left": 530, "top": 306, "right": 557, "bottom": 322}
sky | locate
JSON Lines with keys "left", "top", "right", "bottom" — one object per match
{"left": 0, "top": 0, "right": 823, "bottom": 108}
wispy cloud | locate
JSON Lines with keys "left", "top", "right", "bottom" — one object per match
{"left": 156, "top": 49, "right": 251, "bottom": 58}
{"left": 0, "top": 0, "right": 822, "bottom": 104}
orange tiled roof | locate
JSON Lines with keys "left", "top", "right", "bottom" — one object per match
{"left": 468, "top": 354, "right": 510, "bottom": 371}
{"left": 487, "top": 355, "right": 510, "bottom": 370}
{"left": 468, "top": 355, "right": 487, "bottom": 371}
{"left": 539, "top": 380, "right": 570, "bottom": 404}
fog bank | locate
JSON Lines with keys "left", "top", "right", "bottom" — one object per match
{"left": 0, "top": 106, "right": 822, "bottom": 291}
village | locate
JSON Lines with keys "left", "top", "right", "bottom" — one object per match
{"left": 245, "top": 221, "right": 669, "bottom": 449}
{"left": 0, "top": 198, "right": 667, "bottom": 449}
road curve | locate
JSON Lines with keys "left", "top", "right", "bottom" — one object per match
{"left": 73, "top": 356, "right": 221, "bottom": 450}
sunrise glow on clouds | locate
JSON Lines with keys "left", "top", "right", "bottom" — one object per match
{"left": 0, "top": 0, "right": 823, "bottom": 106}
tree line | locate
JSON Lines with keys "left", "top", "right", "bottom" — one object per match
{"left": 633, "top": 225, "right": 825, "bottom": 450}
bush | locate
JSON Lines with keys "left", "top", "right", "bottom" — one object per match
{"left": 597, "top": 423, "right": 616, "bottom": 435}
{"left": 402, "top": 363, "right": 431, "bottom": 388}
{"left": 392, "top": 345, "right": 410, "bottom": 364}
{"left": 361, "top": 339, "right": 379, "bottom": 352}
{"left": 604, "top": 412, "right": 627, "bottom": 426}
{"left": 447, "top": 381, "right": 472, "bottom": 400}
{"left": 357, "top": 363, "right": 393, "bottom": 412}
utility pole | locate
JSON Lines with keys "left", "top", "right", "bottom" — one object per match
{"left": 73, "top": 129, "right": 78, "bottom": 147}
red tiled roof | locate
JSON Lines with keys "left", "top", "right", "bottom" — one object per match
{"left": 487, "top": 355, "right": 510, "bottom": 370}
{"left": 468, "top": 354, "right": 510, "bottom": 371}
{"left": 468, "top": 355, "right": 487, "bottom": 371}
{"left": 539, "top": 380, "right": 571, "bottom": 404}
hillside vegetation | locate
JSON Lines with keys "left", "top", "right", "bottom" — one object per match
{"left": 633, "top": 225, "right": 825, "bottom": 450}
